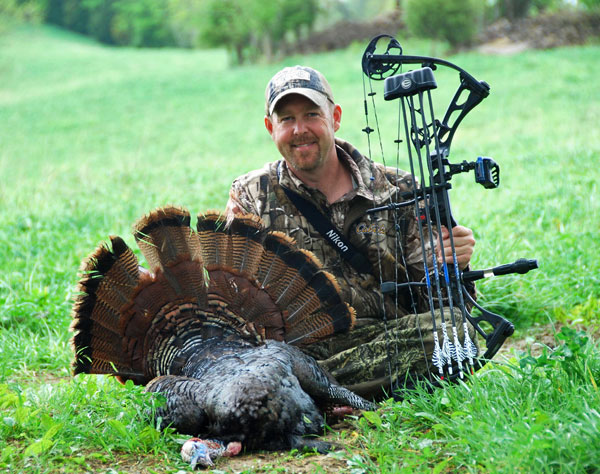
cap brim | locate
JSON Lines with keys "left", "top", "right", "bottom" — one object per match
{"left": 268, "top": 88, "right": 330, "bottom": 116}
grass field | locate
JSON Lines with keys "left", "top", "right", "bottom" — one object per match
{"left": 1, "top": 23, "right": 599, "bottom": 473}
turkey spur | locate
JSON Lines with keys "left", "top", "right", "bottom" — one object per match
{"left": 70, "top": 206, "right": 375, "bottom": 456}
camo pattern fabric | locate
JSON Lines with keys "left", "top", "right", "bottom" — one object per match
{"left": 307, "top": 309, "right": 475, "bottom": 399}
{"left": 226, "top": 138, "right": 477, "bottom": 398}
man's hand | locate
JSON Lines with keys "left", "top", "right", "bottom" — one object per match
{"left": 437, "top": 225, "right": 475, "bottom": 270}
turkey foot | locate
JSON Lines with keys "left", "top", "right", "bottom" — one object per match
{"left": 181, "top": 438, "right": 242, "bottom": 469}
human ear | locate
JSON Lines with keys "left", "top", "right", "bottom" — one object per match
{"left": 333, "top": 105, "right": 342, "bottom": 132}
{"left": 264, "top": 115, "right": 274, "bottom": 136}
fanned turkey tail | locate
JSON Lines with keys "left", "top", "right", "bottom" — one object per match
{"left": 70, "top": 205, "right": 355, "bottom": 383}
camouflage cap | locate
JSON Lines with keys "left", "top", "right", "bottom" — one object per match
{"left": 265, "top": 66, "right": 335, "bottom": 116}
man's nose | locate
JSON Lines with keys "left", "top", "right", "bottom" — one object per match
{"left": 293, "top": 118, "right": 307, "bottom": 134}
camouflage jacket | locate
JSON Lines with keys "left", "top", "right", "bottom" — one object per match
{"left": 226, "top": 138, "right": 437, "bottom": 323}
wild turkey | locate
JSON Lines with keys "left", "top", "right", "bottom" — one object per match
{"left": 70, "top": 206, "right": 376, "bottom": 466}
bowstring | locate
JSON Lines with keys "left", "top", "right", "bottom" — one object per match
{"left": 362, "top": 69, "right": 433, "bottom": 391}
{"left": 361, "top": 72, "right": 395, "bottom": 387}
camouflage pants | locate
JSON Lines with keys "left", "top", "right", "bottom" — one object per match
{"left": 304, "top": 309, "right": 478, "bottom": 400}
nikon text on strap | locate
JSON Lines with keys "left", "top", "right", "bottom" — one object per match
{"left": 280, "top": 185, "right": 373, "bottom": 275}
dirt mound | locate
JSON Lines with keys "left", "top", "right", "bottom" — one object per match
{"left": 480, "top": 10, "right": 600, "bottom": 50}
{"left": 287, "top": 11, "right": 404, "bottom": 55}
{"left": 289, "top": 9, "right": 599, "bottom": 57}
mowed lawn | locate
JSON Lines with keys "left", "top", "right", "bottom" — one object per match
{"left": 1, "top": 24, "right": 599, "bottom": 473}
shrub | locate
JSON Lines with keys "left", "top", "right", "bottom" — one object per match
{"left": 0, "top": 0, "right": 44, "bottom": 27}
{"left": 580, "top": 0, "right": 600, "bottom": 10}
{"left": 111, "top": 0, "right": 174, "bottom": 47}
{"left": 485, "top": 0, "right": 569, "bottom": 23}
{"left": 405, "top": 0, "right": 485, "bottom": 48}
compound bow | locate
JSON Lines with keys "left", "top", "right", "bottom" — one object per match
{"left": 360, "top": 35, "right": 538, "bottom": 384}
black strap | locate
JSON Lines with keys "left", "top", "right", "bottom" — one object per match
{"left": 281, "top": 186, "right": 373, "bottom": 275}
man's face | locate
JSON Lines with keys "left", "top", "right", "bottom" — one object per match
{"left": 265, "top": 94, "right": 341, "bottom": 174}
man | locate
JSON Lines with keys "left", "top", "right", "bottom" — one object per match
{"left": 226, "top": 66, "right": 476, "bottom": 399}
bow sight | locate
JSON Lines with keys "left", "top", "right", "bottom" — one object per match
{"left": 361, "top": 34, "right": 538, "bottom": 382}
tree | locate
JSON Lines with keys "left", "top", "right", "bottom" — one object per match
{"left": 579, "top": 0, "right": 600, "bottom": 10}
{"left": 196, "top": 0, "right": 319, "bottom": 64}
{"left": 1, "top": 0, "right": 45, "bottom": 32}
{"left": 41, "top": 0, "right": 174, "bottom": 47}
{"left": 82, "top": 0, "right": 116, "bottom": 44}
{"left": 111, "top": 0, "right": 174, "bottom": 47}
{"left": 44, "top": 0, "right": 64, "bottom": 25}
{"left": 497, "top": 0, "right": 533, "bottom": 21}
{"left": 62, "top": 0, "right": 90, "bottom": 34}
{"left": 198, "top": 0, "right": 253, "bottom": 64}
{"left": 485, "top": 0, "right": 570, "bottom": 22}
{"left": 166, "top": 0, "right": 205, "bottom": 47}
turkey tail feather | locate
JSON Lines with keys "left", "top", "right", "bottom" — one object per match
{"left": 255, "top": 231, "right": 303, "bottom": 292}
{"left": 254, "top": 233, "right": 354, "bottom": 344}
{"left": 228, "top": 214, "right": 267, "bottom": 275}
{"left": 70, "top": 236, "right": 149, "bottom": 378}
{"left": 133, "top": 206, "right": 202, "bottom": 272}
{"left": 284, "top": 271, "right": 347, "bottom": 325}
{"left": 286, "top": 303, "right": 356, "bottom": 345}
{"left": 196, "top": 211, "right": 232, "bottom": 267}
{"left": 71, "top": 207, "right": 357, "bottom": 385}
{"left": 133, "top": 206, "right": 207, "bottom": 305}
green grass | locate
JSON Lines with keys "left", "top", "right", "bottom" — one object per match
{"left": 0, "top": 376, "right": 184, "bottom": 473}
{"left": 1, "top": 23, "right": 599, "bottom": 472}
{"left": 352, "top": 327, "right": 600, "bottom": 473}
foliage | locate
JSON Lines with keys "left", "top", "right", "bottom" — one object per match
{"left": 166, "top": 0, "right": 204, "bottom": 48}
{"left": 0, "top": 0, "right": 44, "bottom": 33}
{"left": 37, "top": 0, "right": 318, "bottom": 59}
{"left": 491, "top": 0, "right": 540, "bottom": 21}
{"left": 43, "top": 0, "right": 175, "bottom": 46}
{"left": 323, "top": 0, "right": 399, "bottom": 22}
{"left": 60, "top": 0, "right": 90, "bottom": 33}
{"left": 579, "top": 0, "right": 600, "bottom": 10}
{"left": 110, "top": 0, "right": 173, "bottom": 47}
{"left": 404, "top": 0, "right": 485, "bottom": 48}
{"left": 197, "top": 0, "right": 253, "bottom": 64}
{"left": 82, "top": 0, "right": 116, "bottom": 44}
{"left": 485, "top": 0, "right": 576, "bottom": 22}
{"left": 196, "top": 0, "right": 319, "bottom": 64}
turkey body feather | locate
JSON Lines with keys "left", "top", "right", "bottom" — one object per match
{"left": 147, "top": 339, "right": 353, "bottom": 450}
{"left": 70, "top": 206, "right": 374, "bottom": 452}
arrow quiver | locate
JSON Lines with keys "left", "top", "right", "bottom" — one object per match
{"left": 360, "top": 35, "right": 538, "bottom": 384}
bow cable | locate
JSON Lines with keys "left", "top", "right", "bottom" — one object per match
{"left": 362, "top": 48, "right": 435, "bottom": 388}
{"left": 362, "top": 63, "right": 434, "bottom": 389}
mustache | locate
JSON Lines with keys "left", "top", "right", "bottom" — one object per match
{"left": 290, "top": 134, "right": 317, "bottom": 146}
